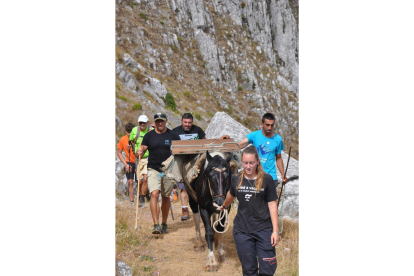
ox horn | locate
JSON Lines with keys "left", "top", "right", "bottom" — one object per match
{"left": 225, "top": 152, "right": 233, "bottom": 163}
{"left": 206, "top": 150, "right": 213, "bottom": 162}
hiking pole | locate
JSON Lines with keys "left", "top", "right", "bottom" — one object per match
{"left": 170, "top": 204, "right": 174, "bottom": 220}
{"left": 135, "top": 155, "right": 142, "bottom": 230}
{"left": 277, "top": 147, "right": 291, "bottom": 208}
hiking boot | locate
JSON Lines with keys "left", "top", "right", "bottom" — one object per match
{"left": 152, "top": 224, "right": 161, "bottom": 234}
{"left": 161, "top": 223, "right": 168, "bottom": 234}
{"left": 138, "top": 195, "right": 145, "bottom": 207}
{"left": 181, "top": 207, "right": 190, "bottom": 221}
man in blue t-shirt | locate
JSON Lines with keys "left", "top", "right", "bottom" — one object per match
{"left": 238, "top": 113, "right": 288, "bottom": 187}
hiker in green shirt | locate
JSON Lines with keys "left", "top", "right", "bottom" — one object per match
{"left": 129, "top": 114, "right": 154, "bottom": 207}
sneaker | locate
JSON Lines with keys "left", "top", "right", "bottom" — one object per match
{"left": 152, "top": 224, "right": 161, "bottom": 234}
{"left": 138, "top": 195, "right": 145, "bottom": 207}
{"left": 181, "top": 207, "right": 190, "bottom": 221}
{"left": 161, "top": 223, "right": 168, "bottom": 234}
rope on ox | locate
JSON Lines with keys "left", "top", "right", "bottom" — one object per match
{"left": 208, "top": 167, "right": 230, "bottom": 234}
{"left": 213, "top": 208, "right": 229, "bottom": 234}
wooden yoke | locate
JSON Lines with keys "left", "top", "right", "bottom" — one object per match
{"left": 171, "top": 138, "right": 240, "bottom": 155}
{"left": 170, "top": 139, "right": 241, "bottom": 203}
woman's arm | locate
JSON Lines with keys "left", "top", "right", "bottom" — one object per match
{"left": 268, "top": 201, "right": 280, "bottom": 247}
{"left": 220, "top": 191, "right": 236, "bottom": 211}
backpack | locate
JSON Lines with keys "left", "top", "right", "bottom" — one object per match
{"left": 132, "top": 125, "right": 154, "bottom": 156}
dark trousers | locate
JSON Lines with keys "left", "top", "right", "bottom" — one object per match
{"left": 124, "top": 162, "right": 136, "bottom": 180}
{"left": 233, "top": 227, "right": 277, "bottom": 276}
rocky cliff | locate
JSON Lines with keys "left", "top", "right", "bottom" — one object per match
{"left": 115, "top": 0, "right": 299, "bottom": 159}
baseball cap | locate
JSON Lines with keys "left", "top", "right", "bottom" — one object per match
{"left": 138, "top": 115, "right": 149, "bottom": 123}
{"left": 153, "top": 113, "right": 167, "bottom": 121}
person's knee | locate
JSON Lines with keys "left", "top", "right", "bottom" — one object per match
{"left": 143, "top": 174, "right": 147, "bottom": 182}
{"left": 151, "top": 190, "right": 160, "bottom": 197}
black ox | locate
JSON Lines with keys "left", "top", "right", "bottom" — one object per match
{"left": 184, "top": 151, "right": 233, "bottom": 272}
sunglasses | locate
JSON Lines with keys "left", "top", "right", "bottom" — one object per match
{"left": 154, "top": 113, "right": 167, "bottom": 119}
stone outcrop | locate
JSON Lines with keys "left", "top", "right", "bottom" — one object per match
{"left": 116, "top": 0, "right": 299, "bottom": 150}
{"left": 116, "top": 260, "right": 132, "bottom": 276}
{"left": 116, "top": 62, "right": 136, "bottom": 91}
{"left": 205, "top": 112, "right": 251, "bottom": 143}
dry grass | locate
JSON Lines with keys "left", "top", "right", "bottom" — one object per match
{"left": 116, "top": 199, "right": 299, "bottom": 276}
{"left": 277, "top": 219, "right": 299, "bottom": 276}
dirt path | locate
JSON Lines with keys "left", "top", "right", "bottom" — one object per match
{"left": 116, "top": 199, "right": 298, "bottom": 276}
{"left": 116, "top": 198, "right": 242, "bottom": 276}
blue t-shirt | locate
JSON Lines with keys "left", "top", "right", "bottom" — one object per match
{"left": 246, "top": 130, "right": 284, "bottom": 180}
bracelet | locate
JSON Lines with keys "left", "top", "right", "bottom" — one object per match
{"left": 272, "top": 231, "right": 278, "bottom": 234}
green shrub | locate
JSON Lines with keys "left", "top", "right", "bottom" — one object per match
{"left": 117, "top": 95, "right": 130, "bottom": 102}
{"left": 132, "top": 103, "right": 142, "bottom": 110}
{"left": 207, "top": 112, "right": 213, "bottom": 117}
{"left": 244, "top": 120, "right": 248, "bottom": 125}
{"left": 165, "top": 92, "right": 177, "bottom": 111}
{"left": 160, "top": 21, "right": 164, "bottom": 25}
{"left": 252, "top": 82, "right": 256, "bottom": 89}
{"left": 238, "top": 86, "right": 243, "bottom": 91}
{"left": 177, "top": 36, "right": 183, "bottom": 41}
{"left": 183, "top": 91, "right": 190, "bottom": 97}
{"left": 169, "top": 44, "right": 179, "bottom": 53}
{"left": 185, "top": 51, "right": 192, "bottom": 57}
{"left": 204, "top": 91, "right": 210, "bottom": 97}
{"left": 241, "top": 2, "right": 246, "bottom": 8}
{"left": 139, "top": 13, "right": 148, "bottom": 21}
{"left": 228, "top": 104, "right": 233, "bottom": 114}
{"left": 195, "top": 113, "right": 201, "bottom": 120}
{"left": 236, "top": 69, "right": 243, "bottom": 81}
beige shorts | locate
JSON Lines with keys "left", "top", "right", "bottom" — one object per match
{"left": 135, "top": 157, "right": 148, "bottom": 179}
{"left": 147, "top": 168, "right": 175, "bottom": 197}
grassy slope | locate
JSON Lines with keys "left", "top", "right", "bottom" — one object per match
{"left": 115, "top": 1, "right": 298, "bottom": 159}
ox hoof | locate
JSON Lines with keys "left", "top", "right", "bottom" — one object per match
{"left": 206, "top": 265, "right": 218, "bottom": 272}
{"left": 194, "top": 244, "right": 205, "bottom": 252}
{"left": 218, "top": 253, "right": 226, "bottom": 262}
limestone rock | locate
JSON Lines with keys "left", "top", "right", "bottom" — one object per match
{"left": 116, "top": 260, "right": 132, "bottom": 276}
{"left": 205, "top": 112, "right": 251, "bottom": 143}
{"left": 116, "top": 62, "right": 136, "bottom": 91}
{"left": 276, "top": 150, "right": 299, "bottom": 220}
{"left": 123, "top": 53, "right": 146, "bottom": 73}
{"left": 116, "top": 115, "right": 123, "bottom": 134}
{"left": 142, "top": 77, "right": 167, "bottom": 106}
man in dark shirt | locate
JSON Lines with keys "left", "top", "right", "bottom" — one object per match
{"left": 137, "top": 113, "right": 180, "bottom": 234}
{"left": 172, "top": 113, "right": 206, "bottom": 221}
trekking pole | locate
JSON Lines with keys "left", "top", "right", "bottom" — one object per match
{"left": 277, "top": 147, "right": 291, "bottom": 208}
{"left": 170, "top": 204, "right": 174, "bottom": 220}
{"left": 135, "top": 155, "right": 142, "bottom": 230}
